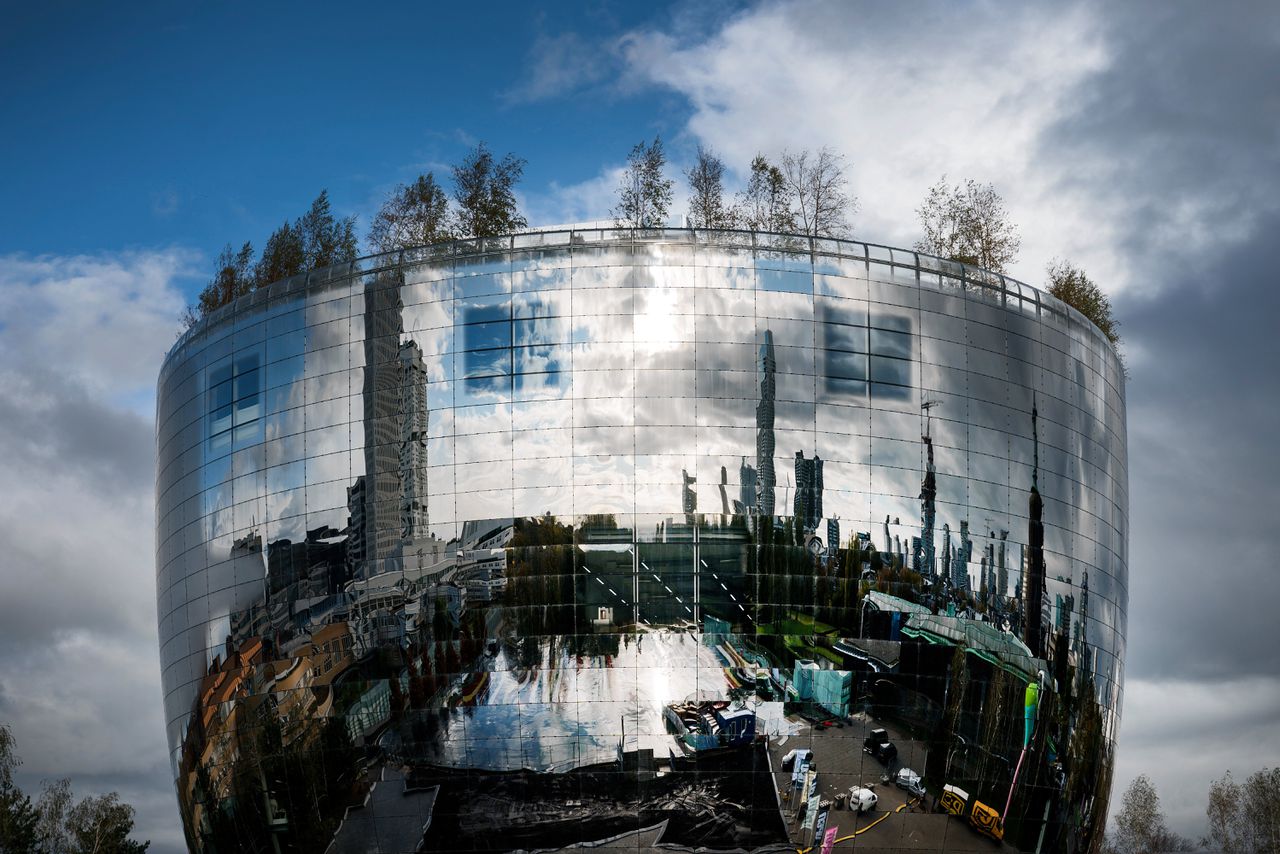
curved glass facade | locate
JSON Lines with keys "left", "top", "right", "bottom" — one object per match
{"left": 156, "top": 229, "right": 1127, "bottom": 853}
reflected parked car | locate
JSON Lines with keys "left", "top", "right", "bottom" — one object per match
{"left": 848, "top": 786, "right": 878, "bottom": 813}
{"left": 894, "top": 767, "right": 926, "bottom": 799}
{"left": 863, "top": 728, "right": 898, "bottom": 764}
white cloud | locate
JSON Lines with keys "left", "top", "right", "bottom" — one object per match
{"left": 596, "top": 0, "right": 1280, "bottom": 302}
{"left": 0, "top": 248, "right": 192, "bottom": 852}
{"left": 615, "top": 2, "right": 1107, "bottom": 283}
{"left": 0, "top": 251, "right": 193, "bottom": 408}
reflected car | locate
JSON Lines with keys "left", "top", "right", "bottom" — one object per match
{"left": 849, "top": 786, "right": 878, "bottom": 814}
{"left": 894, "top": 767, "right": 926, "bottom": 799}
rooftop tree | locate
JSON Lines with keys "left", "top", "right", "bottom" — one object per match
{"left": 253, "top": 218, "right": 305, "bottom": 288}
{"left": 780, "top": 147, "right": 855, "bottom": 238}
{"left": 613, "top": 136, "right": 673, "bottom": 229}
{"left": 685, "top": 145, "right": 738, "bottom": 229}
{"left": 183, "top": 241, "right": 254, "bottom": 328}
{"left": 298, "top": 189, "right": 358, "bottom": 270}
{"left": 451, "top": 143, "right": 527, "bottom": 238}
{"left": 368, "top": 172, "right": 455, "bottom": 254}
{"left": 737, "top": 154, "right": 795, "bottom": 233}
{"left": 914, "top": 175, "right": 1020, "bottom": 272}
{"left": 1047, "top": 259, "right": 1122, "bottom": 347}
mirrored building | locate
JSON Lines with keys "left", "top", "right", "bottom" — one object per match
{"left": 156, "top": 228, "right": 1127, "bottom": 853}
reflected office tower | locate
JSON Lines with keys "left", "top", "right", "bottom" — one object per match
{"left": 793, "top": 451, "right": 823, "bottom": 535}
{"left": 941, "top": 522, "right": 952, "bottom": 582}
{"left": 398, "top": 340, "right": 428, "bottom": 541}
{"left": 361, "top": 273, "right": 406, "bottom": 577}
{"left": 755, "top": 330, "right": 776, "bottom": 517}
{"left": 736, "top": 457, "right": 756, "bottom": 515}
{"left": 682, "top": 468, "right": 697, "bottom": 520}
{"left": 1025, "top": 401, "right": 1047, "bottom": 657}
{"left": 997, "top": 530, "right": 1009, "bottom": 599}
{"left": 157, "top": 229, "right": 1128, "bottom": 854}
{"left": 957, "top": 520, "right": 973, "bottom": 591}
{"left": 718, "top": 466, "right": 731, "bottom": 517}
{"left": 920, "top": 404, "right": 938, "bottom": 577}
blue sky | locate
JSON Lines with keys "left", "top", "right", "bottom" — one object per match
{"left": 1, "top": 2, "right": 1278, "bottom": 851}
{"left": 0, "top": 1, "right": 715, "bottom": 266}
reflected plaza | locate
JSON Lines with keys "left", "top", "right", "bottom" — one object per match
{"left": 155, "top": 229, "right": 1127, "bottom": 852}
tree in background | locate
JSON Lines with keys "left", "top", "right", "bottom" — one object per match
{"left": 452, "top": 143, "right": 527, "bottom": 238}
{"left": 1, "top": 725, "right": 39, "bottom": 852}
{"left": 1204, "top": 767, "right": 1280, "bottom": 853}
{"left": 737, "top": 155, "right": 795, "bottom": 233}
{"left": 685, "top": 145, "right": 737, "bottom": 229}
{"left": 1047, "top": 259, "right": 1122, "bottom": 347}
{"left": 1102, "top": 775, "right": 1192, "bottom": 854}
{"left": 914, "top": 175, "right": 1020, "bottom": 272}
{"left": 780, "top": 147, "right": 854, "bottom": 238}
{"left": 0, "top": 728, "right": 147, "bottom": 853}
{"left": 298, "top": 189, "right": 358, "bottom": 271}
{"left": 613, "top": 137, "right": 673, "bottom": 229}
{"left": 368, "top": 173, "right": 455, "bottom": 254}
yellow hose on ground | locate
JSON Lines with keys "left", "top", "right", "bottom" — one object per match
{"left": 795, "top": 797, "right": 920, "bottom": 852}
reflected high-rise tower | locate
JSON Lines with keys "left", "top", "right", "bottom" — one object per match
{"left": 793, "top": 451, "right": 823, "bottom": 535}
{"left": 919, "top": 403, "right": 938, "bottom": 578}
{"left": 361, "top": 273, "right": 406, "bottom": 577}
{"left": 398, "top": 340, "right": 428, "bottom": 541}
{"left": 1025, "top": 402, "right": 1047, "bottom": 657}
{"left": 755, "top": 330, "right": 776, "bottom": 518}
{"left": 157, "top": 229, "right": 1127, "bottom": 854}
{"left": 956, "top": 520, "right": 973, "bottom": 591}
{"left": 736, "top": 457, "right": 756, "bottom": 516}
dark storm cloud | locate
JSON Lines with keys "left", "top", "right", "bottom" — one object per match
{"left": 1118, "top": 209, "right": 1280, "bottom": 682}
{"left": 1027, "top": 0, "right": 1280, "bottom": 683}
{"left": 1039, "top": 0, "right": 1280, "bottom": 287}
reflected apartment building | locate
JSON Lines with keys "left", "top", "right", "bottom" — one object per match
{"left": 155, "top": 229, "right": 1127, "bottom": 853}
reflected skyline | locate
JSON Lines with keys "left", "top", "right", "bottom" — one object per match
{"left": 156, "top": 229, "right": 1127, "bottom": 853}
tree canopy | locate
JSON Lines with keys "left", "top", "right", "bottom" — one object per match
{"left": 0, "top": 726, "right": 148, "bottom": 853}
{"left": 737, "top": 155, "right": 795, "bottom": 233}
{"left": 1102, "top": 775, "right": 1192, "bottom": 854}
{"left": 368, "top": 172, "right": 454, "bottom": 254}
{"left": 451, "top": 143, "right": 527, "bottom": 238}
{"left": 613, "top": 137, "right": 673, "bottom": 229}
{"left": 780, "top": 147, "right": 854, "bottom": 238}
{"left": 914, "top": 175, "right": 1020, "bottom": 272}
{"left": 1204, "top": 767, "right": 1280, "bottom": 853}
{"left": 1047, "top": 259, "right": 1121, "bottom": 347}
{"left": 685, "top": 145, "right": 737, "bottom": 229}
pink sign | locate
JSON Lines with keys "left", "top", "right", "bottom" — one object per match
{"left": 820, "top": 825, "right": 839, "bottom": 854}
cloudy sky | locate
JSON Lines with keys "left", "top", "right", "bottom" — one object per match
{"left": 1, "top": 1, "right": 1278, "bottom": 848}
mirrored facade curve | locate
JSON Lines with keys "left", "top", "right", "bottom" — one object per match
{"left": 155, "top": 228, "right": 1128, "bottom": 853}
